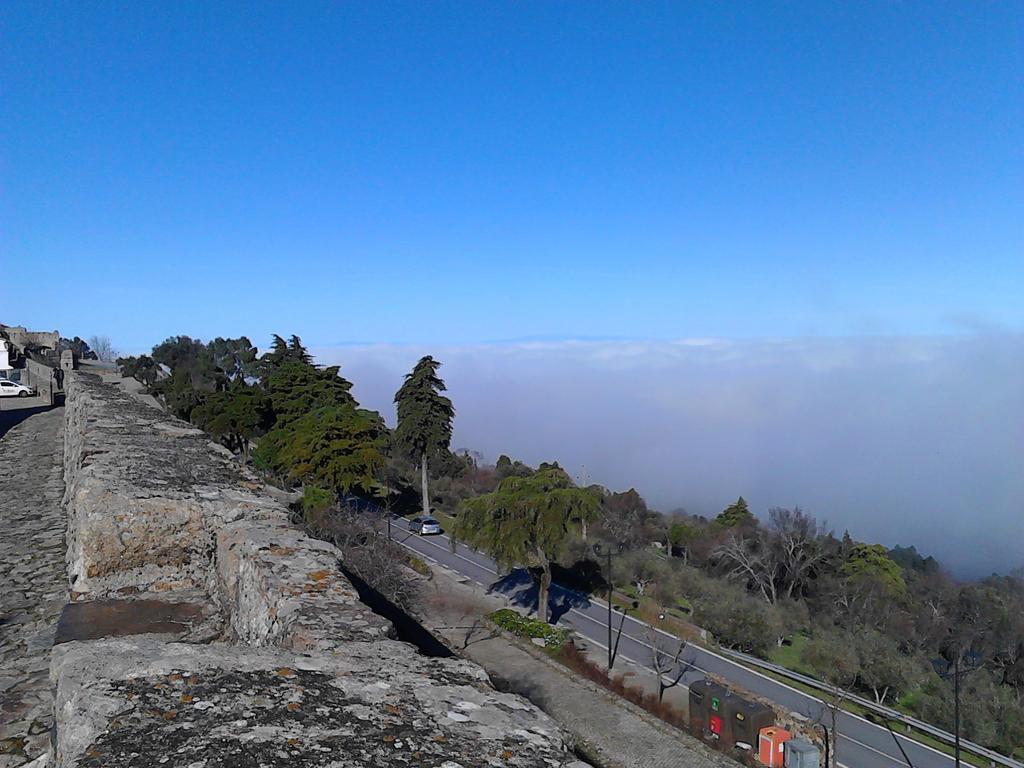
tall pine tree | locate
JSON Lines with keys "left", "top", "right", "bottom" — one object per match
{"left": 393, "top": 356, "right": 455, "bottom": 518}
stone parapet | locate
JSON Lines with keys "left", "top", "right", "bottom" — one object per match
{"left": 54, "top": 371, "right": 587, "bottom": 767}
{"left": 52, "top": 639, "right": 586, "bottom": 768}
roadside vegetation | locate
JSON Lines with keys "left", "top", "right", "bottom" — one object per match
{"left": 120, "top": 333, "right": 1024, "bottom": 757}
{"left": 489, "top": 608, "right": 568, "bottom": 649}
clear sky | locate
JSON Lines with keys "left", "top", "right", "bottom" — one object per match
{"left": 2, "top": 2, "right": 1021, "bottom": 351}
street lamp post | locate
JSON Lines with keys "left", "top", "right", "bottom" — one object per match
{"left": 592, "top": 542, "right": 635, "bottom": 671}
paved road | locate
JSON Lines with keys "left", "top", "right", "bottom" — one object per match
{"left": 393, "top": 525, "right": 962, "bottom": 768}
{"left": 0, "top": 394, "right": 57, "bottom": 440}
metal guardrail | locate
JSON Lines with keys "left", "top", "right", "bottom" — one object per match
{"left": 717, "top": 647, "right": 1023, "bottom": 768}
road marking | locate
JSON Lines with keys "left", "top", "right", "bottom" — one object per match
{"left": 836, "top": 731, "right": 924, "bottom": 768}
{"left": 408, "top": 533, "right": 500, "bottom": 575}
{"left": 398, "top": 533, "right": 957, "bottom": 768}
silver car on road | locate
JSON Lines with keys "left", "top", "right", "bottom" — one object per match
{"left": 408, "top": 516, "right": 441, "bottom": 535}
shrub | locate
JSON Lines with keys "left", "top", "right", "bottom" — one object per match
{"left": 488, "top": 609, "right": 568, "bottom": 648}
{"left": 407, "top": 554, "right": 432, "bottom": 576}
{"left": 301, "top": 486, "right": 334, "bottom": 515}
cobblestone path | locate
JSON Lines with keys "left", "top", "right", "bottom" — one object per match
{"left": 0, "top": 407, "right": 66, "bottom": 767}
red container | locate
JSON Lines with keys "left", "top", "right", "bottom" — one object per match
{"left": 758, "top": 727, "right": 792, "bottom": 767}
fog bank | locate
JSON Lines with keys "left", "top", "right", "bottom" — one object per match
{"left": 314, "top": 335, "right": 1024, "bottom": 579}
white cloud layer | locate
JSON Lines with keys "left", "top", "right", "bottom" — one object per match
{"left": 313, "top": 335, "right": 1024, "bottom": 578}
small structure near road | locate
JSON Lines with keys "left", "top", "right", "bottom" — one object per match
{"left": 0, "top": 337, "right": 12, "bottom": 379}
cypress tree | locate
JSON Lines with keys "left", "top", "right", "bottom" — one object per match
{"left": 393, "top": 356, "right": 455, "bottom": 518}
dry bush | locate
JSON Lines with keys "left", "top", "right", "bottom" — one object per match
{"left": 304, "top": 503, "right": 422, "bottom": 612}
{"left": 556, "top": 643, "right": 690, "bottom": 732}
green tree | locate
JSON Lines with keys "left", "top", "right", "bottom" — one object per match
{"left": 254, "top": 405, "right": 388, "bottom": 496}
{"left": 453, "top": 465, "right": 599, "bottom": 623}
{"left": 261, "top": 334, "right": 291, "bottom": 370}
{"left": 61, "top": 336, "right": 97, "bottom": 361}
{"left": 150, "top": 367, "right": 205, "bottom": 420}
{"left": 190, "top": 383, "right": 274, "bottom": 459}
{"left": 850, "top": 628, "right": 917, "bottom": 704}
{"left": 117, "top": 355, "right": 161, "bottom": 388}
{"left": 393, "top": 356, "right": 455, "bottom": 518}
{"left": 495, "top": 454, "right": 533, "bottom": 480}
{"left": 715, "top": 496, "right": 756, "bottom": 528}
{"left": 668, "top": 520, "right": 700, "bottom": 563}
{"left": 842, "top": 544, "right": 907, "bottom": 596}
{"left": 613, "top": 548, "right": 666, "bottom": 597}
{"left": 151, "top": 335, "right": 224, "bottom": 393}
{"left": 595, "top": 488, "right": 663, "bottom": 549}
{"left": 690, "top": 575, "right": 784, "bottom": 656}
{"left": 802, "top": 629, "right": 861, "bottom": 768}
{"left": 288, "top": 335, "right": 313, "bottom": 365}
{"left": 208, "top": 337, "right": 258, "bottom": 381}
{"left": 265, "top": 361, "right": 357, "bottom": 426}
{"left": 258, "top": 333, "right": 312, "bottom": 376}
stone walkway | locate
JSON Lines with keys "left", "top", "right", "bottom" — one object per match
{"left": 0, "top": 407, "right": 66, "bottom": 768}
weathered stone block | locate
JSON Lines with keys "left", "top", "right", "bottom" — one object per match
{"left": 52, "top": 639, "right": 588, "bottom": 768}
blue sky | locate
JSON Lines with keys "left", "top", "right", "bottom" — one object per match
{"left": 2, "top": 2, "right": 1021, "bottom": 351}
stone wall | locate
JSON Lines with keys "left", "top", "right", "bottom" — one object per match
{"left": 23, "top": 360, "right": 56, "bottom": 403}
{"left": 54, "top": 371, "right": 588, "bottom": 767}
{"left": 1, "top": 327, "right": 59, "bottom": 354}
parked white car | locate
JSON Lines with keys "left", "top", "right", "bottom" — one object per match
{"left": 408, "top": 516, "right": 442, "bottom": 535}
{"left": 0, "top": 380, "right": 34, "bottom": 397}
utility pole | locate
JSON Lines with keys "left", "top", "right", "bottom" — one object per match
{"left": 605, "top": 547, "right": 612, "bottom": 668}
{"left": 592, "top": 542, "right": 635, "bottom": 671}
{"left": 931, "top": 649, "right": 981, "bottom": 768}
{"left": 593, "top": 542, "right": 616, "bottom": 669}
{"left": 954, "top": 654, "right": 960, "bottom": 768}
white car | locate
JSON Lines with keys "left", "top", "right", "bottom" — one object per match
{"left": 0, "top": 380, "right": 34, "bottom": 398}
{"left": 408, "top": 516, "right": 442, "bottom": 535}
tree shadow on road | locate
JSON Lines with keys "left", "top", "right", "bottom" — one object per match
{"left": 486, "top": 569, "right": 593, "bottom": 625}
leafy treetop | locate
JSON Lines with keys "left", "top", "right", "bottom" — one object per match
{"left": 842, "top": 543, "right": 908, "bottom": 596}
{"left": 715, "top": 496, "right": 756, "bottom": 528}
{"left": 254, "top": 404, "right": 388, "bottom": 497}
{"left": 393, "top": 355, "right": 455, "bottom": 463}
{"left": 265, "top": 361, "right": 357, "bottom": 426}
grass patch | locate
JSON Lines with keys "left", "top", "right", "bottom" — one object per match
{"left": 406, "top": 554, "right": 431, "bottom": 576}
{"left": 489, "top": 609, "right": 568, "bottom": 650}
{"left": 768, "top": 632, "right": 811, "bottom": 674}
